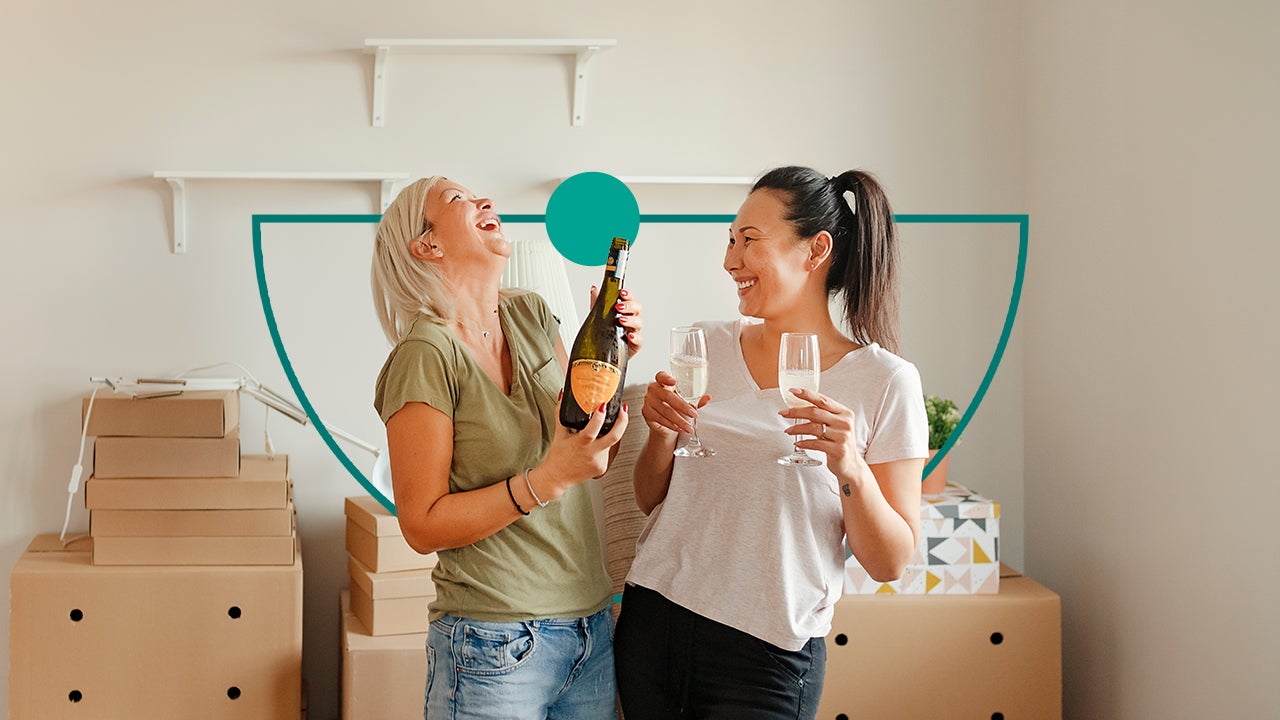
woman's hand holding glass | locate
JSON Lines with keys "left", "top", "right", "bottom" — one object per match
{"left": 776, "top": 332, "right": 822, "bottom": 466}
{"left": 668, "top": 327, "right": 715, "bottom": 457}
{"left": 637, "top": 326, "right": 711, "bottom": 458}
{"left": 779, "top": 387, "right": 870, "bottom": 484}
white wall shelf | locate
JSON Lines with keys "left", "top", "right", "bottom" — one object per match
{"left": 614, "top": 176, "right": 757, "bottom": 185}
{"left": 153, "top": 171, "right": 410, "bottom": 254}
{"left": 363, "top": 38, "right": 616, "bottom": 128}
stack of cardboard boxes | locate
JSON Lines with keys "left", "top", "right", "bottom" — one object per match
{"left": 822, "top": 482, "right": 1061, "bottom": 719}
{"left": 82, "top": 390, "right": 296, "bottom": 565}
{"left": 8, "top": 389, "right": 303, "bottom": 719}
{"left": 341, "top": 495, "right": 437, "bottom": 719}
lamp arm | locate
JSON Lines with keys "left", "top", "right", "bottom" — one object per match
{"left": 241, "top": 383, "right": 381, "bottom": 458}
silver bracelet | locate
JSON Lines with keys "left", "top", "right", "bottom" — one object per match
{"left": 524, "top": 467, "right": 549, "bottom": 508}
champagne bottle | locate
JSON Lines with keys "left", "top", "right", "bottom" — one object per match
{"left": 560, "top": 236, "right": 631, "bottom": 435}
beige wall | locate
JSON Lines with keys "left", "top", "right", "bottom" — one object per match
{"left": 1024, "top": 0, "right": 1279, "bottom": 717}
{"left": 5, "top": 1, "right": 1271, "bottom": 718}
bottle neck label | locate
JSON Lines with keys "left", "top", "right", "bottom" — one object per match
{"left": 606, "top": 248, "right": 629, "bottom": 281}
{"left": 569, "top": 359, "right": 622, "bottom": 413}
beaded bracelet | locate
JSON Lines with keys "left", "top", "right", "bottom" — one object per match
{"left": 505, "top": 476, "right": 529, "bottom": 516}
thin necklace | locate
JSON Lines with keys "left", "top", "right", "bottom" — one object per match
{"left": 457, "top": 307, "right": 499, "bottom": 339}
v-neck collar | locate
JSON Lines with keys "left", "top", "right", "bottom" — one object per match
{"left": 730, "top": 318, "right": 875, "bottom": 395}
{"left": 449, "top": 297, "right": 522, "bottom": 400}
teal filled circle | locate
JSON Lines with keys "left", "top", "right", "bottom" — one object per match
{"left": 545, "top": 172, "right": 640, "bottom": 266}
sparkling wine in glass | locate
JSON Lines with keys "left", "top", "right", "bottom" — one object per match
{"left": 671, "top": 326, "right": 715, "bottom": 458}
{"left": 777, "top": 332, "right": 822, "bottom": 466}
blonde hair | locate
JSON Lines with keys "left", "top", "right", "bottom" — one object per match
{"left": 370, "top": 176, "right": 454, "bottom": 344}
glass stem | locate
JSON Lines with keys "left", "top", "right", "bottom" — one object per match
{"left": 688, "top": 417, "right": 702, "bottom": 448}
{"left": 793, "top": 417, "right": 806, "bottom": 455}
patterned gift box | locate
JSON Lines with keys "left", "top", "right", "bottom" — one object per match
{"left": 845, "top": 483, "right": 1001, "bottom": 595}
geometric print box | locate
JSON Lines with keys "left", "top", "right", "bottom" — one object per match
{"left": 845, "top": 483, "right": 1001, "bottom": 595}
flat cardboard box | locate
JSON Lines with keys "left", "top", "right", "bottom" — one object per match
{"left": 847, "top": 482, "right": 1001, "bottom": 595}
{"left": 341, "top": 590, "right": 427, "bottom": 720}
{"left": 349, "top": 580, "right": 430, "bottom": 636}
{"left": 344, "top": 495, "right": 402, "bottom": 536}
{"left": 92, "top": 531, "right": 298, "bottom": 566}
{"left": 347, "top": 554, "right": 436, "bottom": 600}
{"left": 90, "top": 502, "right": 295, "bottom": 537}
{"left": 9, "top": 534, "right": 302, "bottom": 720}
{"left": 345, "top": 518, "right": 433, "bottom": 573}
{"left": 83, "top": 389, "right": 239, "bottom": 438}
{"left": 93, "top": 429, "right": 241, "bottom": 478}
{"left": 85, "top": 454, "right": 290, "bottom": 510}
{"left": 817, "top": 569, "right": 1062, "bottom": 720}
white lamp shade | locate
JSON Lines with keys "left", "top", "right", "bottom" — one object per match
{"left": 501, "top": 231, "right": 581, "bottom": 349}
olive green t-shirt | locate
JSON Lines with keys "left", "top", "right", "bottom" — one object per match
{"left": 373, "top": 290, "right": 610, "bottom": 622}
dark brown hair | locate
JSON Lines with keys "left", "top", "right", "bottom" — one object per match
{"left": 752, "top": 166, "right": 901, "bottom": 354}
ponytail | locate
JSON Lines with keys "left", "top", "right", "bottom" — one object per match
{"left": 752, "top": 166, "right": 901, "bottom": 354}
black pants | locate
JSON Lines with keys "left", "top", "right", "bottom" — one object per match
{"left": 614, "top": 584, "right": 826, "bottom": 720}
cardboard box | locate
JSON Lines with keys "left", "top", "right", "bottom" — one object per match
{"left": 817, "top": 567, "right": 1061, "bottom": 720}
{"left": 345, "top": 519, "right": 433, "bottom": 573}
{"left": 9, "top": 534, "right": 303, "bottom": 720}
{"left": 85, "top": 454, "right": 290, "bottom": 510}
{"left": 344, "top": 495, "right": 402, "bottom": 536}
{"left": 83, "top": 389, "right": 239, "bottom": 438}
{"left": 846, "top": 482, "right": 1001, "bottom": 595}
{"left": 340, "top": 590, "right": 427, "bottom": 720}
{"left": 90, "top": 503, "right": 295, "bottom": 537}
{"left": 347, "top": 554, "right": 436, "bottom": 600}
{"left": 349, "top": 581, "right": 430, "bottom": 636}
{"left": 346, "top": 555, "right": 436, "bottom": 636}
{"left": 344, "top": 496, "right": 433, "bottom": 573}
{"left": 92, "top": 531, "right": 298, "bottom": 566}
{"left": 93, "top": 429, "right": 241, "bottom": 478}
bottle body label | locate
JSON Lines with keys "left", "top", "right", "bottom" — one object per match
{"left": 569, "top": 359, "right": 622, "bottom": 414}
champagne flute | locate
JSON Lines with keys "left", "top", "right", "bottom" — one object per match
{"left": 777, "top": 332, "right": 823, "bottom": 466}
{"left": 670, "top": 326, "right": 715, "bottom": 458}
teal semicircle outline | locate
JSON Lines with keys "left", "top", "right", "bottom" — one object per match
{"left": 254, "top": 212, "right": 1028, "bottom": 515}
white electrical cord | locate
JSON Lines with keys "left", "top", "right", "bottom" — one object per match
{"left": 61, "top": 386, "right": 99, "bottom": 545}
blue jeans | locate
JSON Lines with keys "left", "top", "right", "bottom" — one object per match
{"left": 424, "top": 607, "right": 616, "bottom": 720}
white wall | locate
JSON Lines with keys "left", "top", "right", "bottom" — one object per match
{"left": 1, "top": 2, "right": 1028, "bottom": 718}
{"left": 1024, "top": 1, "right": 1279, "bottom": 717}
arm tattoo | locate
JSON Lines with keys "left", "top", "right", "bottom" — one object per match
{"left": 841, "top": 483, "right": 851, "bottom": 496}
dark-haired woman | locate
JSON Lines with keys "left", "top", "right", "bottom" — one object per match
{"left": 614, "top": 166, "right": 928, "bottom": 719}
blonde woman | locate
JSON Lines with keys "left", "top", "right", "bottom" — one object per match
{"left": 371, "top": 176, "right": 643, "bottom": 720}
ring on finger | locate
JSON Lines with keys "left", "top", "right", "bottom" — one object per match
{"left": 820, "top": 424, "right": 827, "bottom": 439}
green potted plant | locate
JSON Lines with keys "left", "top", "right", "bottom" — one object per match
{"left": 923, "top": 395, "right": 961, "bottom": 494}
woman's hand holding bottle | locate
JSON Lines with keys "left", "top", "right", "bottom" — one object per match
{"left": 535, "top": 395, "right": 629, "bottom": 501}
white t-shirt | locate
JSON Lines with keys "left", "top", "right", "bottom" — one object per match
{"left": 626, "top": 319, "right": 928, "bottom": 651}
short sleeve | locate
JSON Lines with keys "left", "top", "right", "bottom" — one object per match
{"left": 521, "top": 291, "right": 561, "bottom": 344}
{"left": 864, "top": 363, "right": 929, "bottom": 465}
{"left": 374, "top": 339, "right": 458, "bottom": 424}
